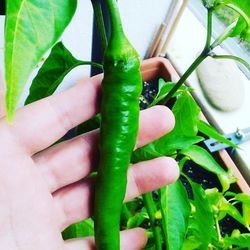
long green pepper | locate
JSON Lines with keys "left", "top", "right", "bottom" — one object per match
{"left": 94, "top": 0, "right": 142, "bottom": 249}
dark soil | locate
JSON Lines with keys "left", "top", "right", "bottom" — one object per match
{"left": 140, "top": 80, "right": 158, "bottom": 110}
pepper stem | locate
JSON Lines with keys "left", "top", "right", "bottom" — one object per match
{"left": 105, "top": 0, "right": 124, "bottom": 38}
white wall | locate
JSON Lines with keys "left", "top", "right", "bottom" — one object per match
{"left": 119, "top": 0, "right": 172, "bottom": 58}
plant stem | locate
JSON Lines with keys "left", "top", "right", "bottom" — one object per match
{"left": 163, "top": 7, "right": 213, "bottom": 103}
{"left": 78, "top": 60, "right": 103, "bottom": 69}
{"left": 226, "top": 3, "right": 249, "bottom": 23}
{"left": 143, "top": 193, "right": 162, "bottom": 250}
{"left": 163, "top": 49, "right": 208, "bottom": 104}
{"left": 105, "top": 0, "right": 124, "bottom": 37}
{"left": 210, "top": 54, "right": 250, "bottom": 71}
{"left": 205, "top": 8, "right": 213, "bottom": 48}
{"left": 215, "top": 216, "right": 222, "bottom": 242}
{"left": 91, "top": 0, "right": 108, "bottom": 52}
{"left": 121, "top": 204, "right": 132, "bottom": 228}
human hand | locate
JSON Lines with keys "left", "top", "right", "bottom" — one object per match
{"left": 0, "top": 75, "right": 179, "bottom": 250}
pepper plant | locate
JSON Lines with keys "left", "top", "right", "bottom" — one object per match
{"left": 3, "top": 0, "right": 250, "bottom": 249}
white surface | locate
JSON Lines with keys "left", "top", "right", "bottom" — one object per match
{"left": 197, "top": 51, "right": 245, "bottom": 111}
{"left": 119, "top": 0, "right": 172, "bottom": 59}
{"left": 166, "top": 8, "right": 250, "bottom": 181}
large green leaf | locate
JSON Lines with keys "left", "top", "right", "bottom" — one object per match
{"left": 131, "top": 91, "right": 202, "bottom": 163}
{"left": 62, "top": 218, "right": 94, "bottom": 240}
{"left": 172, "top": 92, "right": 200, "bottom": 137}
{"left": 160, "top": 180, "right": 191, "bottom": 250}
{"left": 180, "top": 145, "right": 237, "bottom": 191}
{"left": 180, "top": 145, "right": 226, "bottom": 175}
{"left": 131, "top": 134, "right": 203, "bottom": 163}
{"left": 4, "top": 0, "right": 77, "bottom": 121}
{"left": 190, "top": 182, "right": 214, "bottom": 250}
{"left": 198, "top": 120, "right": 238, "bottom": 149}
{"left": 25, "top": 42, "right": 102, "bottom": 105}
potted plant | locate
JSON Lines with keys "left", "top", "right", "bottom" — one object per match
{"left": 2, "top": 0, "right": 250, "bottom": 249}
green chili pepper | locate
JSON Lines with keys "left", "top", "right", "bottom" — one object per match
{"left": 94, "top": 1, "right": 142, "bottom": 249}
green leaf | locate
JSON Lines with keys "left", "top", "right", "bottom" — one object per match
{"left": 76, "top": 114, "right": 102, "bottom": 135}
{"left": 149, "top": 79, "right": 191, "bottom": 107}
{"left": 217, "top": 170, "right": 237, "bottom": 193}
{"left": 206, "top": 188, "right": 245, "bottom": 225}
{"left": 127, "top": 209, "right": 148, "bottom": 229}
{"left": 230, "top": 16, "right": 250, "bottom": 41}
{"left": 190, "top": 182, "right": 214, "bottom": 250}
{"left": 198, "top": 120, "right": 238, "bottom": 149}
{"left": 4, "top": 0, "right": 77, "bottom": 121}
{"left": 222, "top": 202, "right": 245, "bottom": 225}
{"left": 172, "top": 92, "right": 201, "bottom": 137}
{"left": 131, "top": 134, "right": 203, "bottom": 164}
{"left": 180, "top": 145, "right": 236, "bottom": 192}
{"left": 62, "top": 218, "right": 94, "bottom": 240}
{"left": 25, "top": 42, "right": 102, "bottom": 105}
{"left": 234, "top": 193, "right": 250, "bottom": 203}
{"left": 225, "top": 0, "right": 250, "bottom": 41}
{"left": 182, "top": 236, "right": 202, "bottom": 250}
{"left": 180, "top": 145, "right": 225, "bottom": 175}
{"left": 160, "top": 180, "right": 191, "bottom": 250}
{"left": 224, "top": 233, "right": 250, "bottom": 248}
{"left": 206, "top": 188, "right": 223, "bottom": 207}
{"left": 224, "top": 191, "right": 237, "bottom": 197}
{"left": 234, "top": 193, "right": 250, "bottom": 228}
{"left": 131, "top": 92, "right": 202, "bottom": 163}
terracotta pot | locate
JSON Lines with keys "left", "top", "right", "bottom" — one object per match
{"left": 140, "top": 57, "right": 250, "bottom": 195}
{"left": 140, "top": 57, "right": 179, "bottom": 82}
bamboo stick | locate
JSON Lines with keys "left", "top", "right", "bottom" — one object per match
{"left": 145, "top": 0, "right": 180, "bottom": 58}
{"left": 159, "top": 0, "right": 189, "bottom": 56}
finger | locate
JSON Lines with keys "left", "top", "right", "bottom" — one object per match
{"left": 0, "top": 75, "right": 102, "bottom": 155}
{"left": 54, "top": 157, "right": 179, "bottom": 229}
{"left": 64, "top": 228, "right": 147, "bottom": 250}
{"left": 35, "top": 130, "right": 99, "bottom": 193}
{"left": 136, "top": 105, "right": 175, "bottom": 149}
{"left": 36, "top": 105, "right": 175, "bottom": 193}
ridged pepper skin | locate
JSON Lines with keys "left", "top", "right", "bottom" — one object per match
{"left": 94, "top": 33, "right": 142, "bottom": 250}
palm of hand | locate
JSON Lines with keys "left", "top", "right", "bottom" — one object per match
{"left": 0, "top": 76, "right": 178, "bottom": 250}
